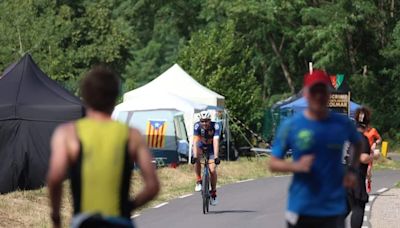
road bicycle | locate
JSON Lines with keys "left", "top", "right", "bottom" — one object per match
{"left": 200, "top": 146, "right": 213, "bottom": 214}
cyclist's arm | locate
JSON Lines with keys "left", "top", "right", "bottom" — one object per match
{"left": 47, "top": 124, "right": 75, "bottom": 227}
{"left": 213, "top": 123, "right": 221, "bottom": 158}
{"left": 213, "top": 137, "right": 219, "bottom": 158}
{"left": 193, "top": 135, "right": 200, "bottom": 158}
{"left": 193, "top": 123, "right": 200, "bottom": 158}
{"left": 129, "top": 129, "right": 160, "bottom": 209}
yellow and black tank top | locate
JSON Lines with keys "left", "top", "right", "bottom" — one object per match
{"left": 70, "top": 118, "right": 132, "bottom": 218}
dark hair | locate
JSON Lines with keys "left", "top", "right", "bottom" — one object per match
{"left": 80, "top": 65, "right": 120, "bottom": 114}
{"left": 355, "top": 106, "right": 372, "bottom": 126}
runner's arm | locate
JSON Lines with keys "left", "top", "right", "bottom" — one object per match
{"left": 130, "top": 129, "right": 160, "bottom": 209}
{"left": 47, "top": 125, "right": 70, "bottom": 228}
{"left": 270, "top": 155, "right": 314, "bottom": 173}
{"left": 269, "top": 120, "right": 314, "bottom": 173}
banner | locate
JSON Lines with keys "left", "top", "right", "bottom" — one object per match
{"left": 328, "top": 92, "right": 350, "bottom": 115}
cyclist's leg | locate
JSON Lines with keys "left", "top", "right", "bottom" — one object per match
{"left": 195, "top": 142, "right": 204, "bottom": 182}
{"left": 209, "top": 154, "right": 217, "bottom": 191}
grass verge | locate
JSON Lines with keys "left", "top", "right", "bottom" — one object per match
{"left": 0, "top": 156, "right": 271, "bottom": 227}
{"left": 373, "top": 156, "right": 400, "bottom": 170}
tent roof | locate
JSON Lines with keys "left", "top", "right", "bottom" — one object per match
{"left": 123, "top": 64, "right": 225, "bottom": 107}
{"left": 0, "top": 54, "right": 83, "bottom": 121}
{"left": 114, "top": 91, "right": 207, "bottom": 114}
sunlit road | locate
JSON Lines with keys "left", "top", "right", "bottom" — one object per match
{"left": 135, "top": 170, "right": 400, "bottom": 228}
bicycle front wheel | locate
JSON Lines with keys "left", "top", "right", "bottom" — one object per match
{"left": 202, "top": 170, "right": 210, "bottom": 214}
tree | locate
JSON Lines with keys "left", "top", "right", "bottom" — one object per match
{"left": 0, "top": 0, "right": 133, "bottom": 93}
{"left": 178, "top": 21, "right": 263, "bottom": 139}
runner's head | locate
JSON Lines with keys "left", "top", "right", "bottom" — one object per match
{"left": 303, "top": 70, "right": 332, "bottom": 113}
{"left": 355, "top": 106, "right": 371, "bottom": 130}
{"left": 81, "top": 66, "right": 120, "bottom": 115}
{"left": 199, "top": 111, "right": 211, "bottom": 128}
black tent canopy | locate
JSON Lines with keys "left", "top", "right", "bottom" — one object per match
{"left": 0, "top": 54, "right": 83, "bottom": 193}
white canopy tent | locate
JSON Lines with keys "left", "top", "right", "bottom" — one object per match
{"left": 123, "top": 64, "right": 225, "bottom": 107}
{"left": 113, "top": 91, "right": 207, "bottom": 135}
{"left": 113, "top": 91, "right": 207, "bottom": 162}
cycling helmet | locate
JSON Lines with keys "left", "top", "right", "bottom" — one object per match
{"left": 198, "top": 111, "right": 211, "bottom": 120}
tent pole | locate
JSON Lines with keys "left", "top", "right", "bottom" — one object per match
{"left": 226, "top": 110, "right": 230, "bottom": 161}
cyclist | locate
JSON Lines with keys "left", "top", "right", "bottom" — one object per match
{"left": 269, "top": 70, "right": 363, "bottom": 228}
{"left": 47, "top": 66, "right": 160, "bottom": 228}
{"left": 192, "top": 111, "right": 221, "bottom": 206}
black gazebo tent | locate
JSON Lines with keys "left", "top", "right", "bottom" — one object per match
{"left": 0, "top": 54, "right": 83, "bottom": 193}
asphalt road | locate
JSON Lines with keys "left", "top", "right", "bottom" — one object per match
{"left": 135, "top": 170, "right": 400, "bottom": 228}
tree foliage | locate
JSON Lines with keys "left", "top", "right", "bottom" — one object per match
{"left": 0, "top": 0, "right": 400, "bottom": 142}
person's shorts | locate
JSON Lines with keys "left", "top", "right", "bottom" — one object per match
{"left": 196, "top": 141, "right": 215, "bottom": 159}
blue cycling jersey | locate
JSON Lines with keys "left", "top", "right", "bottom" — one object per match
{"left": 193, "top": 121, "right": 220, "bottom": 154}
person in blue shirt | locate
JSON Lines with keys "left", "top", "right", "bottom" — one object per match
{"left": 191, "top": 111, "right": 221, "bottom": 206}
{"left": 269, "top": 70, "right": 363, "bottom": 228}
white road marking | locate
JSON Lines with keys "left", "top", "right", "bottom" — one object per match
{"left": 369, "top": 196, "right": 376, "bottom": 202}
{"left": 377, "top": 187, "right": 388, "bottom": 193}
{"left": 179, "top": 194, "right": 193, "bottom": 199}
{"left": 364, "top": 216, "right": 367, "bottom": 221}
{"left": 236, "top": 179, "right": 254, "bottom": 183}
{"left": 131, "top": 214, "right": 140, "bottom": 219}
{"left": 274, "top": 175, "right": 290, "bottom": 178}
{"left": 153, "top": 202, "right": 168, "bottom": 208}
{"left": 365, "top": 205, "right": 371, "bottom": 212}
{"left": 361, "top": 226, "right": 369, "bottom": 228}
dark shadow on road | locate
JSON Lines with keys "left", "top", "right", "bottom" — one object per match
{"left": 208, "top": 210, "right": 256, "bottom": 214}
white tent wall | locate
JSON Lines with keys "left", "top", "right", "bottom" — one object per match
{"left": 113, "top": 92, "right": 206, "bottom": 139}
{"left": 113, "top": 110, "right": 182, "bottom": 164}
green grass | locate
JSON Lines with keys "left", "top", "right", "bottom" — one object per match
{"left": 0, "top": 156, "right": 272, "bottom": 227}
{"left": 373, "top": 157, "right": 400, "bottom": 170}
{"left": 395, "top": 182, "right": 400, "bottom": 188}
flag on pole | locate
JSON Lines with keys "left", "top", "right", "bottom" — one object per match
{"left": 146, "top": 120, "right": 167, "bottom": 148}
{"left": 330, "top": 74, "right": 345, "bottom": 90}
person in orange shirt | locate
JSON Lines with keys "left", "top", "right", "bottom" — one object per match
{"left": 355, "top": 107, "right": 382, "bottom": 193}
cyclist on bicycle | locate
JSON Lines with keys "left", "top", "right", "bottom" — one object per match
{"left": 192, "top": 110, "right": 221, "bottom": 206}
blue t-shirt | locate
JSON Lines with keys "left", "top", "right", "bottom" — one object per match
{"left": 272, "top": 112, "right": 361, "bottom": 216}
{"left": 193, "top": 121, "right": 221, "bottom": 153}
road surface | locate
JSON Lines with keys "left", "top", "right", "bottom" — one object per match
{"left": 135, "top": 170, "right": 400, "bottom": 228}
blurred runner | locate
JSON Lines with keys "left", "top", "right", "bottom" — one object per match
{"left": 355, "top": 107, "right": 382, "bottom": 193}
{"left": 269, "top": 70, "right": 363, "bottom": 228}
{"left": 345, "top": 107, "right": 376, "bottom": 228}
{"left": 47, "top": 66, "right": 160, "bottom": 228}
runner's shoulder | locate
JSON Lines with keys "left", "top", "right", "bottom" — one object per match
{"left": 53, "top": 121, "right": 76, "bottom": 138}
